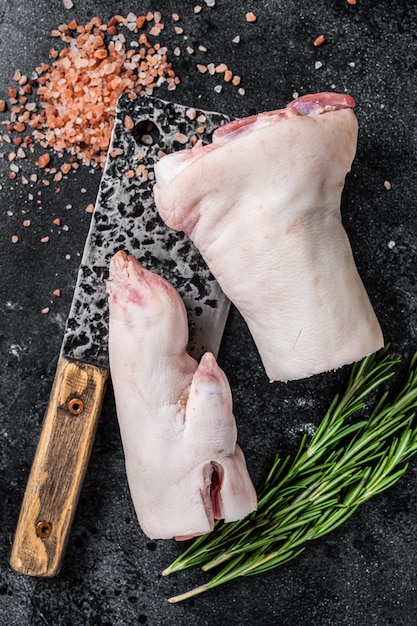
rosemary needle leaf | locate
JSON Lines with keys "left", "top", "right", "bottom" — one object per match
{"left": 164, "top": 346, "right": 417, "bottom": 601}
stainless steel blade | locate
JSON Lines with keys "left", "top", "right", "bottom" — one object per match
{"left": 62, "top": 93, "right": 231, "bottom": 365}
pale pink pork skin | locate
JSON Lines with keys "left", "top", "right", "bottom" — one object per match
{"left": 153, "top": 92, "right": 384, "bottom": 382}
{"left": 107, "top": 250, "right": 257, "bottom": 540}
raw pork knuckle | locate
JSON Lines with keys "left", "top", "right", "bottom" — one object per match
{"left": 108, "top": 250, "right": 257, "bottom": 540}
{"left": 154, "top": 92, "right": 384, "bottom": 382}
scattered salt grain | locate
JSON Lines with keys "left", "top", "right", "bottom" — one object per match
{"left": 215, "top": 63, "right": 228, "bottom": 73}
{"left": 313, "top": 35, "right": 326, "bottom": 47}
{"left": 38, "top": 153, "right": 51, "bottom": 168}
{"left": 186, "top": 107, "right": 197, "bottom": 120}
{"left": 174, "top": 132, "right": 188, "bottom": 144}
{"left": 384, "top": 180, "right": 392, "bottom": 190}
{"left": 109, "top": 148, "right": 124, "bottom": 158}
{"left": 388, "top": 240, "right": 395, "bottom": 249}
{"left": 124, "top": 115, "right": 135, "bottom": 130}
{"left": 60, "top": 163, "right": 72, "bottom": 174}
{"left": 315, "top": 61, "right": 323, "bottom": 69}
{"left": 11, "top": 235, "right": 19, "bottom": 243}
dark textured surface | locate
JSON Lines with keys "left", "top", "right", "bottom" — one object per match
{"left": 0, "top": 1, "right": 417, "bottom": 625}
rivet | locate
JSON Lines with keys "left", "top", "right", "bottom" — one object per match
{"left": 67, "top": 397, "right": 84, "bottom": 415}
{"left": 36, "top": 520, "right": 52, "bottom": 538}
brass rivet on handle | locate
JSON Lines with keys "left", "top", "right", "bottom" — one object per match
{"left": 36, "top": 520, "right": 52, "bottom": 538}
{"left": 67, "top": 397, "right": 84, "bottom": 415}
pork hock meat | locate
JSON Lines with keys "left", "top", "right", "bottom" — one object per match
{"left": 153, "top": 92, "right": 384, "bottom": 382}
{"left": 107, "top": 250, "right": 257, "bottom": 540}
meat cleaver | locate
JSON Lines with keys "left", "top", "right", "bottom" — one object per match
{"left": 10, "top": 93, "right": 231, "bottom": 577}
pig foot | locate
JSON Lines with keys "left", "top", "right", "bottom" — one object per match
{"left": 154, "top": 92, "right": 384, "bottom": 382}
{"left": 108, "top": 251, "right": 257, "bottom": 540}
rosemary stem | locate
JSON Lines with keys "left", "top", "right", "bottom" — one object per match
{"left": 163, "top": 347, "right": 417, "bottom": 601}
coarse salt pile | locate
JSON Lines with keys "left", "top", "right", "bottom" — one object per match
{"left": 1, "top": 13, "right": 179, "bottom": 170}
{"left": 1, "top": 7, "right": 251, "bottom": 184}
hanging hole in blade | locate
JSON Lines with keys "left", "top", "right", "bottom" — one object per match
{"left": 132, "top": 119, "right": 161, "bottom": 148}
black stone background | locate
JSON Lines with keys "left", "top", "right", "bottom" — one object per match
{"left": 1, "top": 1, "right": 417, "bottom": 624}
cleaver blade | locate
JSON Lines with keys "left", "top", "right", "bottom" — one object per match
{"left": 10, "top": 94, "right": 231, "bottom": 577}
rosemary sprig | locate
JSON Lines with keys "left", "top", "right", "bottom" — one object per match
{"left": 163, "top": 346, "right": 417, "bottom": 603}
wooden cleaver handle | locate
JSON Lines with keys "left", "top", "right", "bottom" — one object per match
{"left": 10, "top": 356, "right": 108, "bottom": 577}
